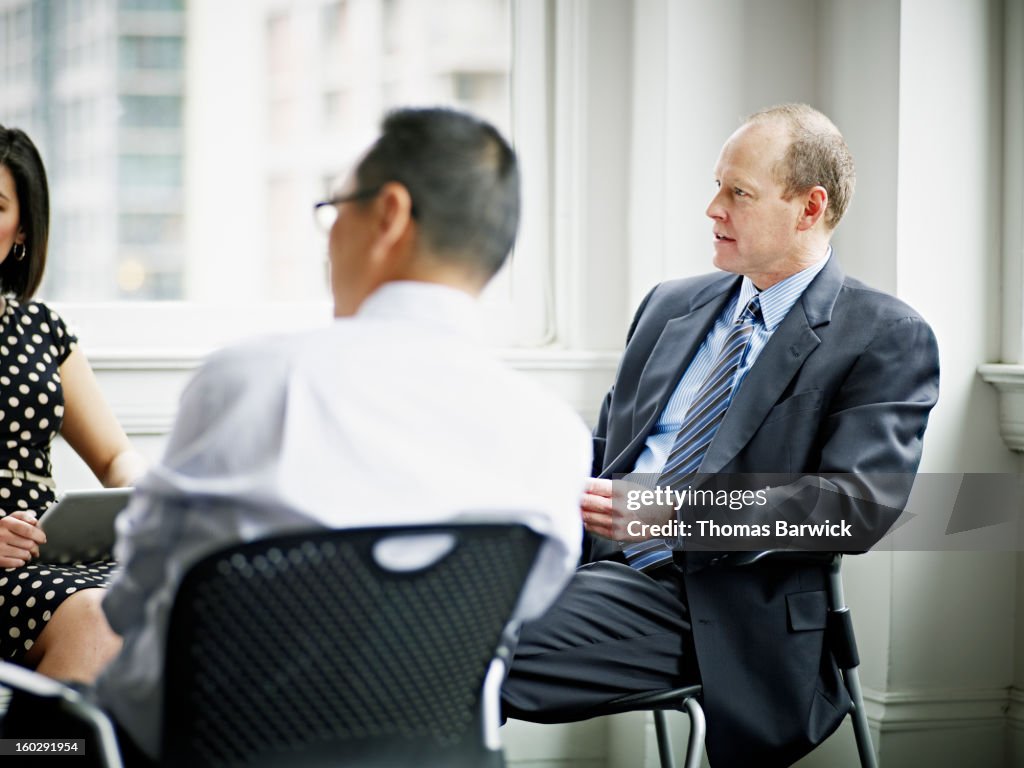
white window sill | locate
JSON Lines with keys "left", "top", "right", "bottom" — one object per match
{"left": 978, "top": 364, "right": 1024, "bottom": 452}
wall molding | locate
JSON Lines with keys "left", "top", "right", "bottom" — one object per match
{"left": 1008, "top": 686, "right": 1024, "bottom": 731}
{"left": 88, "top": 350, "right": 207, "bottom": 372}
{"left": 499, "top": 348, "right": 620, "bottom": 370}
{"left": 978, "top": 363, "right": 1024, "bottom": 452}
{"left": 87, "top": 347, "right": 621, "bottom": 437}
{"left": 113, "top": 408, "right": 179, "bottom": 436}
{"left": 862, "top": 685, "right": 1011, "bottom": 733}
{"left": 86, "top": 347, "right": 621, "bottom": 371}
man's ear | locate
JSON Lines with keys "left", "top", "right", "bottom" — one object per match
{"left": 797, "top": 186, "right": 828, "bottom": 231}
{"left": 372, "top": 181, "right": 415, "bottom": 251}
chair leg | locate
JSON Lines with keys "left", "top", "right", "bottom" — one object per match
{"left": 653, "top": 709, "right": 677, "bottom": 768}
{"left": 653, "top": 699, "right": 706, "bottom": 768}
{"left": 60, "top": 698, "right": 125, "bottom": 768}
{"left": 683, "top": 698, "right": 705, "bottom": 768}
{"left": 844, "top": 667, "right": 878, "bottom": 768}
{"left": 828, "top": 557, "right": 878, "bottom": 768}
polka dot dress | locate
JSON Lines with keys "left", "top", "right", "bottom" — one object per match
{"left": 0, "top": 298, "right": 115, "bottom": 662}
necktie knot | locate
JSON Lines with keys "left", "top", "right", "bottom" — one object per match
{"left": 740, "top": 295, "right": 762, "bottom": 327}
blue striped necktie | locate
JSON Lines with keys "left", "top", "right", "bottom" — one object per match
{"left": 623, "top": 295, "right": 763, "bottom": 572}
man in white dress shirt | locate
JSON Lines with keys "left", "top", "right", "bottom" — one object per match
{"left": 92, "top": 107, "right": 592, "bottom": 762}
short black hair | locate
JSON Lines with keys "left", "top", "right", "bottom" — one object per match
{"left": 355, "top": 107, "right": 520, "bottom": 279}
{"left": 0, "top": 125, "right": 49, "bottom": 300}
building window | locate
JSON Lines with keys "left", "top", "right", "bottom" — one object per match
{"left": 119, "top": 35, "right": 185, "bottom": 70}
{"left": 0, "top": 0, "right": 553, "bottom": 349}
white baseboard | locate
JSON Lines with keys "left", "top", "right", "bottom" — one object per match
{"left": 862, "top": 684, "right": 1010, "bottom": 732}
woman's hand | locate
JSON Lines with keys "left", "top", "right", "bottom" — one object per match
{"left": 0, "top": 510, "right": 46, "bottom": 568}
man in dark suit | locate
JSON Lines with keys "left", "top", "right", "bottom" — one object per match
{"left": 502, "top": 104, "right": 940, "bottom": 767}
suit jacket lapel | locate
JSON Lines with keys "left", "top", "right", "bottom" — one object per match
{"left": 604, "top": 279, "right": 737, "bottom": 475}
{"left": 699, "top": 257, "right": 845, "bottom": 474}
{"left": 698, "top": 308, "right": 819, "bottom": 474}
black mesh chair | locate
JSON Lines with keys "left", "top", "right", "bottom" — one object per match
{"left": 585, "top": 552, "right": 875, "bottom": 768}
{"left": 0, "top": 522, "right": 544, "bottom": 768}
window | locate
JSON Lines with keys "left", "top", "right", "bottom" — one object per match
{"left": 118, "top": 0, "right": 184, "bottom": 12}
{"left": 119, "top": 35, "right": 185, "bottom": 70}
{"left": 1, "top": 0, "right": 507, "bottom": 296}
{"left": 120, "top": 95, "right": 183, "bottom": 128}
{"left": 1, "top": 0, "right": 556, "bottom": 349}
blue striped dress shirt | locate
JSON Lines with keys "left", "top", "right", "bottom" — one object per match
{"left": 630, "top": 249, "right": 831, "bottom": 478}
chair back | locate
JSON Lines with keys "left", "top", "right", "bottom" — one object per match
{"left": 160, "top": 523, "right": 542, "bottom": 768}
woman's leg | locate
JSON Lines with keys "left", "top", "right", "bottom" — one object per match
{"left": 23, "top": 588, "right": 121, "bottom": 683}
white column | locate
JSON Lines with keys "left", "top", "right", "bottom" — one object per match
{"left": 552, "top": 0, "right": 634, "bottom": 352}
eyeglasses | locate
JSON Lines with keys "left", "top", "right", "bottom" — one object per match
{"left": 313, "top": 188, "right": 382, "bottom": 232}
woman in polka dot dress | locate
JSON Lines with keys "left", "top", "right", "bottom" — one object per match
{"left": 0, "top": 126, "right": 147, "bottom": 682}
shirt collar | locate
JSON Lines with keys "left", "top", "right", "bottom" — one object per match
{"left": 354, "top": 281, "right": 483, "bottom": 339}
{"left": 734, "top": 246, "right": 832, "bottom": 331}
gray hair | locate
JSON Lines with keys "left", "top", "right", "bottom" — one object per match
{"left": 746, "top": 104, "right": 855, "bottom": 230}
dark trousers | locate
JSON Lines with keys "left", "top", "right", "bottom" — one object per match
{"left": 501, "top": 559, "right": 699, "bottom": 723}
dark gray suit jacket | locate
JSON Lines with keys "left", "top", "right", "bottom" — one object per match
{"left": 586, "top": 256, "right": 940, "bottom": 767}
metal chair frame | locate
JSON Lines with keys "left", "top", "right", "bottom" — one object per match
{"left": 821, "top": 553, "right": 877, "bottom": 768}
{"left": 597, "top": 685, "right": 705, "bottom": 768}
{"left": 589, "top": 552, "right": 876, "bottom": 768}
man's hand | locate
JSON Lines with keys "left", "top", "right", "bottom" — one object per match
{"left": 581, "top": 478, "right": 616, "bottom": 538}
{"left": 580, "top": 477, "right": 673, "bottom": 542}
{"left": 0, "top": 510, "right": 46, "bottom": 568}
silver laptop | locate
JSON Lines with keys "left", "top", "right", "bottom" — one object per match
{"left": 36, "top": 488, "right": 134, "bottom": 564}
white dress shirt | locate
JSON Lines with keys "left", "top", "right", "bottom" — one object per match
{"left": 95, "top": 281, "right": 592, "bottom": 758}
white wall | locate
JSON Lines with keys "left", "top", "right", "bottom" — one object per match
{"left": 817, "top": 0, "right": 901, "bottom": 292}
{"left": 551, "top": 0, "right": 634, "bottom": 353}
{"left": 886, "top": 2, "right": 1016, "bottom": 763}
{"left": 630, "top": 0, "right": 818, "bottom": 309}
